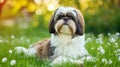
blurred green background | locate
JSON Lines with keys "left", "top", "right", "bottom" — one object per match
{"left": 0, "top": 0, "right": 120, "bottom": 34}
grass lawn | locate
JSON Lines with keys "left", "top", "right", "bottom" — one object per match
{"left": 0, "top": 27, "right": 120, "bottom": 67}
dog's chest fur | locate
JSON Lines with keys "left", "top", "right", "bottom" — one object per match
{"left": 50, "top": 34, "right": 88, "bottom": 59}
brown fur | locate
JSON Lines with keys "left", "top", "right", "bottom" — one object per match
{"left": 75, "top": 9, "right": 85, "bottom": 33}
{"left": 32, "top": 39, "right": 50, "bottom": 59}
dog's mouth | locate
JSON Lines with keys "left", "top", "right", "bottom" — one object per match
{"left": 54, "top": 20, "right": 76, "bottom": 35}
{"left": 59, "top": 24, "right": 71, "bottom": 34}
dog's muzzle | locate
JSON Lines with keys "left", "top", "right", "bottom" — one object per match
{"left": 62, "top": 17, "right": 69, "bottom": 25}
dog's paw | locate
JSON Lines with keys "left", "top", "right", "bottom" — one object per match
{"left": 14, "top": 46, "right": 28, "bottom": 54}
{"left": 50, "top": 56, "right": 84, "bottom": 67}
{"left": 14, "top": 46, "right": 36, "bottom": 56}
{"left": 73, "top": 60, "right": 84, "bottom": 67}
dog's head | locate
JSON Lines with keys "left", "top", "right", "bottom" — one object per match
{"left": 49, "top": 7, "right": 85, "bottom": 36}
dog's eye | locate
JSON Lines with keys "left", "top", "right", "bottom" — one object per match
{"left": 67, "top": 15, "right": 73, "bottom": 19}
{"left": 58, "top": 15, "right": 64, "bottom": 19}
{"left": 66, "top": 14, "right": 73, "bottom": 18}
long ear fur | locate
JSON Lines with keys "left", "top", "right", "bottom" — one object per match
{"left": 49, "top": 8, "right": 59, "bottom": 34}
{"left": 49, "top": 14, "right": 55, "bottom": 33}
{"left": 74, "top": 9, "right": 85, "bottom": 35}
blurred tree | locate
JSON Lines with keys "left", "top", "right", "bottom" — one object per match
{"left": 0, "top": 0, "right": 120, "bottom": 33}
{"left": 0, "top": 0, "right": 7, "bottom": 19}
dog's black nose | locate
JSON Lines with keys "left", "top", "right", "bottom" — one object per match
{"left": 63, "top": 17, "right": 69, "bottom": 22}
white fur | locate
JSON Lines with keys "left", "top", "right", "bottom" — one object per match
{"left": 50, "top": 34, "right": 88, "bottom": 65}
{"left": 14, "top": 46, "right": 36, "bottom": 56}
{"left": 55, "top": 7, "right": 77, "bottom": 17}
{"left": 14, "top": 47, "right": 28, "bottom": 54}
{"left": 51, "top": 34, "right": 88, "bottom": 59}
{"left": 50, "top": 56, "right": 83, "bottom": 65}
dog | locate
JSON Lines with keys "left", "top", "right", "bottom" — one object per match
{"left": 15, "top": 7, "right": 90, "bottom": 66}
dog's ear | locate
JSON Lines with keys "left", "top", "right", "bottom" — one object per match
{"left": 74, "top": 9, "right": 85, "bottom": 35}
{"left": 49, "top": 14, "right": 55, "bottom": 33}
{"left": 49, "top": 8, "right": 59, "bottom": 34}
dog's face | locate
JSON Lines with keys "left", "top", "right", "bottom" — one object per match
{"left": 49, "top": 7, "right": 85, "bottom": 36}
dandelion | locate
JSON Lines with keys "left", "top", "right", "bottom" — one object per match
{"left": 96, "top": 34, "right": 104, "bottom": 44}
{"left": 102, "top": 58, "right": 112, "bottom": 64}
{"left": 109, "top": 37, "right": 116, "bottom": 43}
{"left": 118, "top": 56, "right": 120, "bottom": 62}
{"left": 11, "top": 35, "right": 15, "bottom": 39}
{"left": 115, "top": 32, "right": 120, "bottom": 36}
{"left": 98, "top": 34, "right": 103, "bottom": 38}
{"left": 114, "top": 49, "right": 120, "bottom": 56}
{"left": 108, "top": 59, "right": 112, "bottom": 64}
{"left": 9, "top": 49, "right": 13, "bottom": 54}
{"left": 2, "top": 57, "right": 7, "bottom": 63}
{"left": 102, "top": 58, "right": 107, "bottom": 64}
{"left": 81, "top": 56, "right": 96, "bottom": 62}
{"left": 115, "top": 49, "right": 120, "bottom": 53}
{"left": 98, "top": 46, "right": 105, "bottom": 54}
{"left": 115, "top": 42, "right": 118, "bottom": 48}
{"left": 10, "top": 60, "right": 16, "bottom": 66}
{"left": 0, "top": 39, "right": 3, "bottom": 43}
{"left": 85, "top": 38, "right": 91, "bottom": 43}
{"left": 96, "top": 38, "right": 103, "bottom": 44}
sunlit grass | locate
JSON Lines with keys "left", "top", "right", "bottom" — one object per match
{"left": 0, "top": 28, "right": 120, "bottom": 67}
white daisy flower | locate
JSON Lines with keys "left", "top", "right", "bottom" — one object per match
{"left": 0, "top": 39, "right": 3, "bottom": 43}
{"left": 118, "top": 56, "right": 120, "bottom": 62}
{"left": 115, "top": 42, "right": 118, "bottom": 48}
{"left": 102, "top": 58, "right": 107, "bottom": 64}
{"left": 114, "top": 49, "right": 120, "bottom": 56}
{"left": 115, "top": 32, "right": 120, "bottom": 36}
{"left": 108, "top": 33, "right": 111, "bottom": 36}
{"left": 98, "top": 34, "right": 103, "bottom": 38}
{"left": 109, "top": 37, "right": 116, "bottom": 43}
{"left": 108, "top": 59, "right": 112, "bottom": 64}
{"left": 11, "top": 35, "right": 15, "bottom": 39}
{"left": 98, "top": 46, "right": 105, "bottom": 54}
{"left": 10, "top": 60, "right": 16, "bottom": 66}
{"left": 96, "top": 38, "right": 103, "bottom": 44}
{"left": 85, "top": 37, "right": 91, "bottom": 43}
{"left": 81, "top": 56, "right": 96, "bottom": 62}
{"left": 9, "top": 49, "right": 13, "bottom": 54}
{"left": 2, "top": 57, "right": 7, "bottom": 63}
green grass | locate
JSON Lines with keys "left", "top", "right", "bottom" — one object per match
{"left": 0, "top": 27, "right": 120, "bottom": 67}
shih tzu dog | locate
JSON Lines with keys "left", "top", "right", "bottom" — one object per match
{"left": 15, "top": 7, "right": 90, "bottom": 66}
